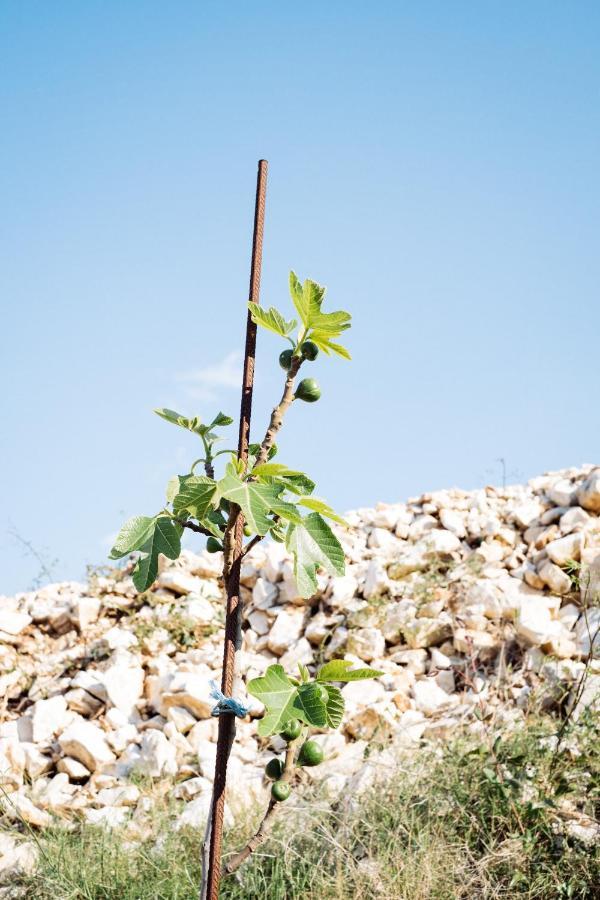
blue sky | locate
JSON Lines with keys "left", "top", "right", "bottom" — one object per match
{"left": 2, "top": 2, "right": 599, "bottom": 594}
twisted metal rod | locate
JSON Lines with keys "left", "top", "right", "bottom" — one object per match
{"left": 202, "top": 159, "right": 268, "bottom": 900}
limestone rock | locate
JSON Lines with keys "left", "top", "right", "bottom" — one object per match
{"left": 58, "top": 721, "right": 116, "bottom": 772}
{"left": 577, "top": 469, "right": 600, "bottom": 513}
{"left": 267, "top": 608, "right": 305, "bottom": 655}
{"left": 546, "top": 533, "right": 584, "bottom": 566}
{"left": 29, "top": 695, "right": 69, "bottom": 743}
{"left": 346, "top": 627, "right": 385, "bottom": 661}
{"left": 538, "top": 561, "right": 572, "bottom": 595}
{"left": 135, "top": 731, "right": 178, "bottom": 777}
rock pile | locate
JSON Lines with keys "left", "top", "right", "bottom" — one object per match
{"left": 1, "top": 464, "right": 600, "bottom": 874}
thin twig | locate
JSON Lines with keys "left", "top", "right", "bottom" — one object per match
{"left": 254, "top": 356, "right": 303, "bottom": 468}
{"left": 225, "top": 738, "right": 299, "bottom": 874}
{"left": 240, "top": 533, "right": 264, "bottom": 559}
{"left": 175, "top": 519, "right": 214, "bottom": 538}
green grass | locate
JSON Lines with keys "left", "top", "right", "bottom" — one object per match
{"left": 12, "top": 709, "right": 599, "bottom": 899}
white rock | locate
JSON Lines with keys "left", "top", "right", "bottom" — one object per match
{"left": 329, "top": 574, "right": 359, "bottom": 608}
{"left": 279, "top": 637, "right": 314, "bottom": 669}
{"left": 574, "top": 608, "right": 600, "bottom": 657}
{"left": 58, "top": 721, "right": 116, "bottom": 772}
{"left": 424, "top": 529, "right": 461, "bottom": 554}
{"left": 159, "top": 673, "right": 214, "bottom": 719}
{"left": 172, "top": 775, "right": 212, "bottom": 801}
{"left": 546, "top": 478, "right": 576, "bottom": 507}
{"left": 84, "top": 807, "right": 130, "bottom": 828}
{"left": 439, "top": 508, "right": 466, "bottom": 537}
{"left": 346, "top": 627, "right": 385, "bottom": 661}
{"left": 342, "top": 679, "right": 386, "bottom": 710}
{"left": 167, "top": 706, "right": 197, "bottom": 734}
{"left": 388, "top": 547, "right": 427, "bottom": 579}
{"left": 0, "top": 738, "right": 25, "bottom": 788}
{"left": 538, "top": 561, "right": 572, "bottom": 595}
{"left": 412, "top": 679, "right": 456, "bottom": 715}
{"left": 402, "top": 616, "right": 452, "bottom": 649}
{"left": 248, "top": 609, "right": 270, "bottom": 635}
{"left": 29, "top": 695, "right": 69, "bottom": 743}
{"left": 101, "top": 653, "right": 145, "bottom": 718}
{"left": 57, "top": 757, "right": 90, "bottom": 780}
{"left": 158, "top": 570, "right": 206, "bottom": 595}
{"left": 0, "top": 834, "right": 37, "bottom": 876}
{"left": 2, "top": 791, "right": 51, "bottom": 827}
{"left": 101, "top": 626, "right": 138, "bottom": 650}
{"left": 512, "top": 500, "right": 543, "bottom": 528}
{"left": 577, "top": 469, "right": 600, "bottom": 513}
{"left": 252, "top": 577, "right": 278, "bottom": 609}
{"left": 267, "top": 608, "right": 305, "bottom": 655}
{"left": 96, "top": 785, "right": 140, "bottom": 807}
{"left": 363, "top": 560, "right": 390, "bottom": 598}
{"left": 546, "top": 533, "right": 584, "bottom": 566}
{"left": 0, "top": 610, "right": 31, "bottom": 636}
{"left": 135, "top": 731, "right": 178, "bottom": 777}
{"left": 22, "top": 745, "right": 53, "bottom": 779}
{"left": 560, "top": 507, "right": 590, "bottom": 534}
{"left": 174, "top": 793, "right": 232, "bottom": 831}
{"left": 393, "top": 709, "right": 427, "bottom": 745}
{"left": 70, "top": 596, "right": 101, "bottom": 630}
{"left": 183, "top": 595, "right": 216, "bottom": 625}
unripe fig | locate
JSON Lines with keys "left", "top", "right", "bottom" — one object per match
{"left": 298, "top": 740, "right": 324, "bottom": 767}
{"left": 279, "top": 719, "right": 302, "bottom": 741}
{"left": 271, "top": 781, "right": 291, "bottom": 802}
{"left": 265, "top": 757, "right": 284, "bottom": 780}
{"left": 279, "top": 349, "right": 293, "bottom": 370}
{"left": 243, "top": 523, "right": 253, "bottom": 537}
{"left": 301, "top": 340, "right": 319, "bottom": 361}
{"left": 294, "top": 378, "right": 321, "bottom": 403}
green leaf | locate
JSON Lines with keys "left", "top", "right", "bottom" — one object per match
{"left": 285, "top": 512, "right": 345, "bottom": 598}
{"left": 172, "top": 475, "right": 218, "bottom": 519}
{"left": 253, "top": 462, "right": 316, "bottom": 497}
{"left": 317, "top": 660, "right": 384, "bottom": 683}
{"left": 209, "top": 411, "right": 234, "bottom": 428}
{"left": 219, "top": 470, "right": 283, "bottom": 536}
{"left": 131, "top": 516, "right": 181, "bottom": 592}
{"left": 109, "top": 516, "right": 156, "bottom": 559}
{"left": 279, "top": 472, "right": 316, "bottom": 496}
{"left": 292, "top": 682, "right": 328, "bottom": 728}
{"left": 268, "top": 497, "right": 303, "bottom": 524}
{"left": 289, "top": 272, "right": 326, "bottom": 328}
{"left": 154, "top": 407, "right": 203, "bottom": 435}
{"left": 252, "top": 463, "right": 302, "bottom": 479}
{"left": 247, "top": 665, "right": 300, "bottom": 737}
{"left": 166, "top": 476, "right": 180, "bottom": 504}
{"left": 298, "top": 497, "right": 348, "bottom": 527}
{"left": 309, "top": 332, "right": 351, "bottom": 360}
{"left": 298, "top": 664, "right": 310, "bottom": 684}
{"left": 323, "top": 684, "right": 344, "bottom": 728}
{"left": 307, "top": 310, "right": 351, "bottom": 337}
{"left": 249, "top": 303, "right": 297, "bottom": 338}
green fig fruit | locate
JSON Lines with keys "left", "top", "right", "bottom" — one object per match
{"left": 294, "top": 378, "right": 321, "bottom": 403}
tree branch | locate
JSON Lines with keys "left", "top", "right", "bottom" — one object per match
{"left": 225, "top": 737, "right": 299, "bottom": 875}
{"left": 254, "top": 356, "right": 303, "bottom": 468}
{"left": 240, "top": 533, "right": 264, "bottom": 559}
{"left": 174, "top": 519, "right": 214, "bottom": 538}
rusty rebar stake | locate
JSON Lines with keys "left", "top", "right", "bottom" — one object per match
{"left": 203, "top": 159, "right": 268, "bottom": 900}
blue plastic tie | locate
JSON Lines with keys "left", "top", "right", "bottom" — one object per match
{"left": 209, "top": 680, "right": 249, "bottom": 719}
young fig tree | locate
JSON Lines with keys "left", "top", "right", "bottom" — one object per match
{"left": 109, "top": 271, "right": 379, "bottom": 887}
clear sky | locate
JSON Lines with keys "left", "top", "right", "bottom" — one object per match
{"left": 2, "top": 2, "right": 599, "bottom": 594}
